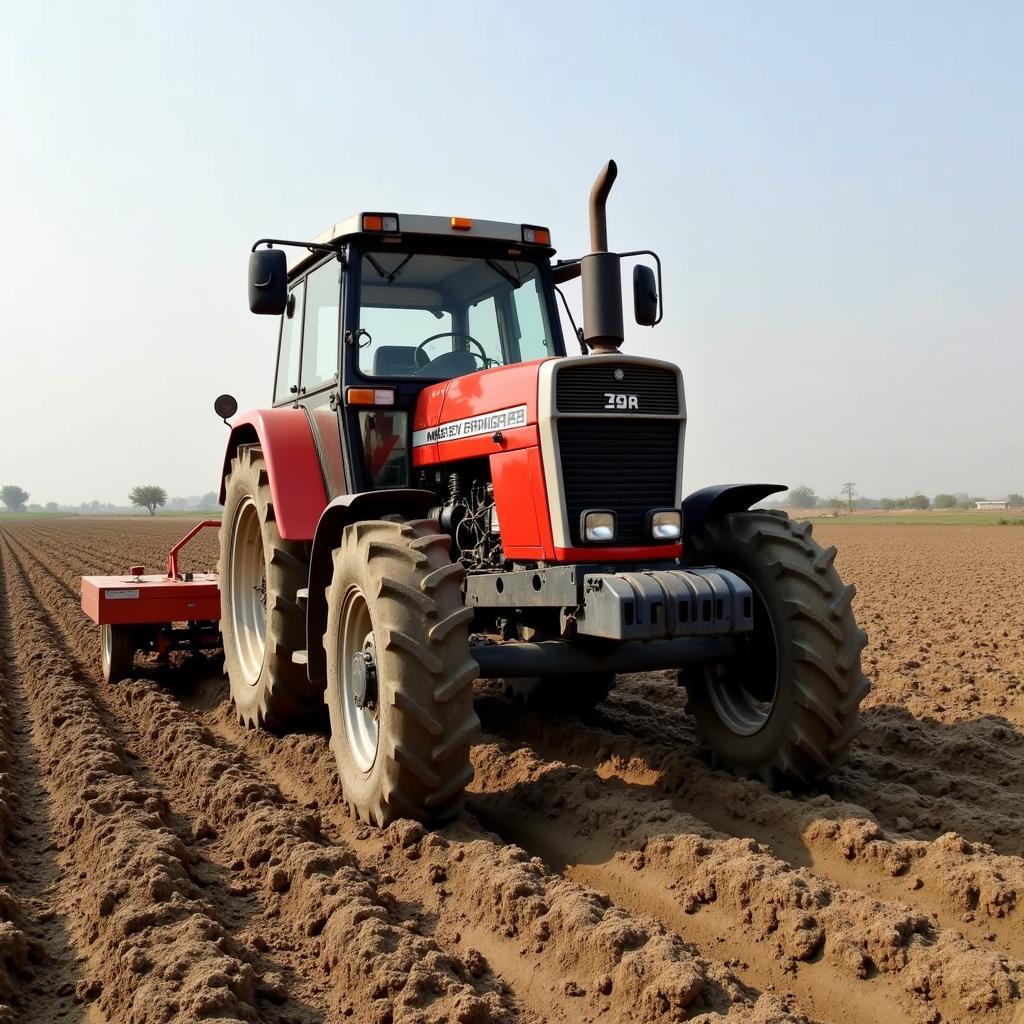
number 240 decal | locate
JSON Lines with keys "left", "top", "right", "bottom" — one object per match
{"left": 603, "top": 392, "right": 639, "bottom": 410}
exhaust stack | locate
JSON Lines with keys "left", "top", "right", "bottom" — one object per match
{"left": 581, "top": 159, "right": 624, "bottom": 353}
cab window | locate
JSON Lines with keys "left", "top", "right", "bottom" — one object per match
{"left": 357, "top": 252, "right": 553, "bottom": 379}
{"left": 301, "top": 259, "right": 341, "bottom": 391}
{"left": 274, "top": 281, "right": 304, "bottom": 404}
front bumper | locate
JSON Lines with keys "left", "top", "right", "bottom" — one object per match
{"left": 465, "top": 565, "right": 753, "bottom": 641}
{"left": 572, "top": 567, "right": 753, "bottom": 640}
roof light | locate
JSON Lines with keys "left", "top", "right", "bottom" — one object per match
{"left": 362, "top": 213, "right": 399, "bottom": 232}
{"left": 522, "top": 225, "right": 551, "bottom": 245}
{"left": 450, "top": 217, "right": 473, "bottom": 231}
{"left": 346, "top": 387, "right": 396, "bottom": 406}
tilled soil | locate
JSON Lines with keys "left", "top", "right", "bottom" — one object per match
{"left": 0, "top": 516, "right": 1021, "bottom": 1024}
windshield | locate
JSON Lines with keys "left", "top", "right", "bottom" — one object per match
{"left": 357, "top": 251, "right": 555, "bottom": 379}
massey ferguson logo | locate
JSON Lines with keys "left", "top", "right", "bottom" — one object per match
{"left": 604, "top": 392, "right": 639, "bottom": 410}
{"left": 412, "top": 404, "right": 527, "bottom": 447}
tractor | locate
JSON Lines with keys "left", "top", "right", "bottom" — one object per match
{"left": 83, "top": 161, "right": 869, "bottom": 826}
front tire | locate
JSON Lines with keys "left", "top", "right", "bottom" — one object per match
{"left": 324, "top": 519, "right": 480, "bottom": 826}
{"left": 219, "top": 444, "right": 317, "bottom": 729}
{"left": 681, "top": 510, "right": 869, "bottom": 787}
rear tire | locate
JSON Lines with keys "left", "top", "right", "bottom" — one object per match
{"left": 101, "top": 624, "right": 135, "bottom": 683}
{"left": 220, "top": 444, "right": 317, "bottom": 729}
{"left": 324, "top": 518, "right": 479, "bottom": 826}
{"left": 681, "top": 510, "right": 869, "bottom": 787}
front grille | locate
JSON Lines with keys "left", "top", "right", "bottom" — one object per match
{"left": 556, "top": 363, "right": 680, "bottom": 415}
{"left": 558, "top": 418, "right": 680, "bottom": 546}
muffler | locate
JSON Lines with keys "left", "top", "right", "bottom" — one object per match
{"left": 581, "top": 159, "right": 624, "bottom": 353}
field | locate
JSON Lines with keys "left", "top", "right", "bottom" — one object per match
{"left": 0, "top": 518, "right": 1021, "bottom": 1024}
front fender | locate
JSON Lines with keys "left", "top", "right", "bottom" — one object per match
{"left": 218, "top": 409, "right": 327, "bottom": 540}
{"left": 305, "top": 489, "right": 437, "bottom": 688}
{"left": 681, "top": 483, "right": 787, "bottom": 546}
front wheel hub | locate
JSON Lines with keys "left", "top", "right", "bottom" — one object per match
{"left": 351, "top": 649, "right": 378, "bottom": 710}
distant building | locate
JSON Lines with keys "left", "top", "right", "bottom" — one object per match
{"left": 976, "top": 501, "right": 1008, "bottom": 510}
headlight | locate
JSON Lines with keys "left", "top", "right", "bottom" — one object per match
{"left": 581, "top": 510, "right": 616, "bottom": 543}
{"left": 649, "top": 509, "right": 682, "bottom": 541}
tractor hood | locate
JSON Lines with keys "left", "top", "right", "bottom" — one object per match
{"left": 410, "top": 359, "right": 550, "bottom": 467}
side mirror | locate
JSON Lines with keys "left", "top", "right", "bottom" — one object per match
{"left": 214, "top": 394, "right": 238, "bottom": 424}
{"left": 633, "top": 264, "right": 659, "bottom": 327}
{"left": 248, "top": 248, "right": 288, "bottom": 315}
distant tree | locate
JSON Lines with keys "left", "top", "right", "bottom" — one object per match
{"left": 787, "top": 485, "right": 818, "bottom": 509}
{"left": 933, "top": 493, "right": 957, "bottom": 509}
{"left": 45, "top": 501, "right": 59, "bottom": 512}
{"left": 1008, "top": 493, "right": 1024, "bottom": 508}
{"left": 908, "top": 493, "right": 930, "bottom": 511}
{"left": 1, "top": 485, "right": 29, "bottom": 512}
{"left": 129, "top": 485, "right": 168, "bottom": 516}
{"left": 880, "top": 497, "right": 897, "bottom": 511}
{"left": 198, "top": 491, "right": 219, "bottom": 510}
{"left": 954, "top": 492, "right": 973, "bottom": 509}
{"left": 842, "top": 481, "right": 857, "bottom": 515}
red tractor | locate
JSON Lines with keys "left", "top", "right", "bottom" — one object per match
{"left": 84, "top": 161, "right": 868, "bottom": 826}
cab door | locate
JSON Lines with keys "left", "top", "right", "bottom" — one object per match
{"left": 297, "top": 257, "right": 347, "bottom": 499}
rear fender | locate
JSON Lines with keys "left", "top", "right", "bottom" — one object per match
{"left": 305, "top": 489, "right": 437, "bottom": 687}
{"left": 681, "top": 484, "right": 787, "bottom": 546}
{"left": 218, "top": 409, "right": 328, "bottom": 540}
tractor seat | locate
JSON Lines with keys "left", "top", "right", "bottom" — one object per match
{"left": 373, "top": 345, "right": 420, "bottom": 376}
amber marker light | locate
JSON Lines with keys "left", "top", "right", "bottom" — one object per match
{"left": 346, "top": 387, "right": 396, "bottom": 405}
{"left": 522, "top": 225, "right": 551, "bottom": 245}
{"left": 450, "top": 216, "right": 473, "bottom": 230}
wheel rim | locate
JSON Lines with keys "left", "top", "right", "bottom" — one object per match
{"left": 706, "top": 579, "right": 779, "bottom": 736}
{"left": 228, "top": 496, "right": 267, "bottom": 686}
{"left": 339, "top": 585, "right": 379, "bottom": 772}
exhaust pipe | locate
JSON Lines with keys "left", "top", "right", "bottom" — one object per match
{"left": 581, "top": 159, "right": 624, "bottom": 353}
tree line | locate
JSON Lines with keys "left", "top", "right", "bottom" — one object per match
{"left": 781, "top": 485, "right": 1024, "bottom": 511}
{"left": 1, "top": 484, "right": 218, "bottom": 515}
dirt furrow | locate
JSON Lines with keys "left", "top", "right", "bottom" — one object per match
{"left": 8, "top": 514, "right": 1024, "bottom": 1024}
{"left": 208, "top": 692, "right": 818, "bottom": 1024}
{"left": 14, "top": 523, "right": 808, "bottom": 1024}
{"left": 0, "top": 547, "right": 69, "bottom": 1023}
{"left": 0, "top": 528, "right": 311, "bottom": 1023}
{"left": 5, "top": 528, "right": 524, "bottom": 1024}
{"left": 486, "top": 707, "right": 1024, "bottom": 960}
{"left": 467, "top": 728, "right": 1024, "bottom": 1024}
{"left": 593, "top": 668, "right": 1024, "bottom": 857}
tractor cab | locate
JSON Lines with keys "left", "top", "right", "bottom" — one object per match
{"left": 249, "top": 214, "right": 571, "bottom": 497}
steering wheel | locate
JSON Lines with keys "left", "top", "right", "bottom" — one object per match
{"left": 413, "top": 332, "right": 495, "bottom": 371}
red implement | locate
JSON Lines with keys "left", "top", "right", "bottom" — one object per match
{"left": 80, "top": 520, "right": 222, "bottom": 626}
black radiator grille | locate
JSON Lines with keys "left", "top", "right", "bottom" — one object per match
{"left": 556, "top": 363, "right": 680, "bottom": 415}
{"left": 557, "top": 418, "right": 680, "bottom": 546}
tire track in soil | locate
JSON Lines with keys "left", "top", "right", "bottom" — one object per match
{"left": 0, "top": 527, "right": 323, "bottom": 1024}
{"left": 198, "top": 696, "right": 809, "bottom": 1024}
{"left": 595, "top": 669, "right": 1024, "bottom": 858}
{"left": 466, "top": 721, "right": 1024, "bottom": 1024}
{"left": 493, "top": 710, "right": 1024, "bottom": 960}
{"left": 15, "top": 521, "right": 810, "bottom": 1024}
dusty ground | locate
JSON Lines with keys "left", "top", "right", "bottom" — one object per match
{"left": 0, "top": 516, "right": 1021, "bottom": 1024}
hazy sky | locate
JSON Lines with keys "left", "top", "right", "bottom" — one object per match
{"left": 2, "top": 2, "right": 1021, "bottom": 505}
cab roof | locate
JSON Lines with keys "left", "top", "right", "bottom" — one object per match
{"left": 287, "top": 213, "right": 551, "bottom": 273}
